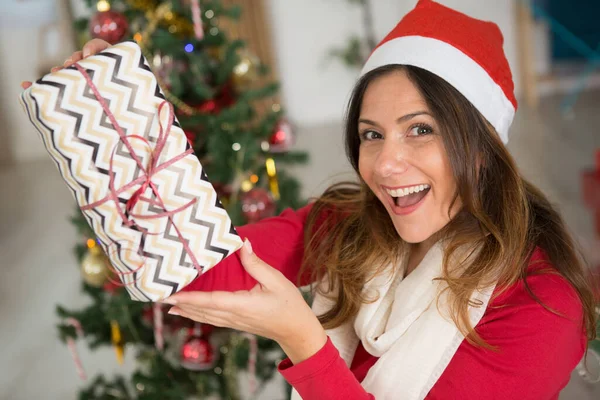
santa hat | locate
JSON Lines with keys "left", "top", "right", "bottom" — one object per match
{"left": 360, "top": 0, "right": 516, "bottom": 144}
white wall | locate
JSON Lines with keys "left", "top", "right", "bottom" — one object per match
{"left": 265, "top": 0, "right": 405, "bottom": 127}
{"left": 266, "top": 0, "right": 522, "bottom": 127}
{"left": 0, "top": 0, "right": 77, "bottom": 165}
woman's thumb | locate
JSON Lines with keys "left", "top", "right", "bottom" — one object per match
{"left": 239, "top": 239, "right": 271, "bottom": 283}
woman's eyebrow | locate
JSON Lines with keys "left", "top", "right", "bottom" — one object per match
{"left": 358, "top": 111, "right": 431, "bottom": 126}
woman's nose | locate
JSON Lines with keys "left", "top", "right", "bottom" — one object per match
{"left": 374, "top": 140, "right": 410, "bottom": 178}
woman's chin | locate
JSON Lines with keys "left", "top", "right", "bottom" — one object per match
{"left": 392, "top": 221, "right": 438, "bottom": 245}
{"left": 394, "top": 228, "right": 431, "bottom": 244}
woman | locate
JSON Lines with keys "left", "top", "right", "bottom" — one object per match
{"left": 25, "top": 1, "right": 597, "bottom": 398}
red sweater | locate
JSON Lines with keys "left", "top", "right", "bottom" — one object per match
{"left": 184, "top": 205, "right": 586, "bottom": 399}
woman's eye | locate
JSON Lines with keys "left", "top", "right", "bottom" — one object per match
{"left": 409, "top": 124, "right": 434, "bottom": 137}
{"left": 360, "top": 130, "right": 383, "bottom": 141}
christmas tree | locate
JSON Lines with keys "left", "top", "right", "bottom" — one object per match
{"left": 59, "top": 0, "right": 307, "bottom": 398}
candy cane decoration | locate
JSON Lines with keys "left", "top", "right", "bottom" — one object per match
{"left": 153, "top": 302, "right": 164, "bottom": 351}
{"left": 65, "top": 317, "right": 87, "bottom": 381}
{"left": 191, "top": 0, "right": 204, "bottom": 40}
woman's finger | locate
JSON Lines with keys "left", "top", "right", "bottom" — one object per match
{"left": 168, "top": 306, "right": 232, "bottom": 328}
{"left": 71, "top": 50, "right": 84, "bottom": 62}
{"left": 82, "top": 38, "right": 111, "bottom": 58}
{"left": 165, "top": 289, "right": 247, "bottom": 311}
{"left": 21, "top": 81, "right": 32, "bottom": 90}
{"left": 64, "top": 51, "right": 83, "bottom": 67}
{"left": 170, "top": 306, "right": 231, "bottom": 321}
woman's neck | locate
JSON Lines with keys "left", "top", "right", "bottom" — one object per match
{"left": 405, "top": 237, "right": 437, "bottom": 277}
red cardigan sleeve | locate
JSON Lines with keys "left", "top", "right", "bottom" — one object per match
{"left": 182, "top": 204, "right": 314, "bottom": 293}
{"left": 278, "top": 338, "right": 375, "bottom": 400}
{"left": 427, "top": 252, "right": 587, "bottom": 400}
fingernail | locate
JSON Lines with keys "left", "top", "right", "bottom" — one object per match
{"left": 243, "top": 239, "right": 253, "bottom": 255}
{"left": 161, "top": 298, "right": 177, "bottom": 305}
{"left": 63, "top": 58, "right": 72, "bottom": 66}
{"left": 83, "top": 48, "right": 90, "bottom": 57}
{"left": 167, "top": 307, "right": 180, "bottom": 316}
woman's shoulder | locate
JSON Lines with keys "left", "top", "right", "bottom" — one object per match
{"left": 486, "top": 247, "right": 584, "bottom": 323}
{"left": 448, "top": 249, "right": 588, "bottom": 399}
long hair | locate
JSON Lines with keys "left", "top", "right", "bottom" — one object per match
{"left": 300, "top": 64, "right": 597, "bottom": 346}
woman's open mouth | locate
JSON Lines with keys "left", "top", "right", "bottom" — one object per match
{"left": 383, "top": 184, "right": 430, "bottom": 215}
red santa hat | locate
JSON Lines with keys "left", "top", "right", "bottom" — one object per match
{"left": 360, "top": 0, "right": 517, "bottom": 144}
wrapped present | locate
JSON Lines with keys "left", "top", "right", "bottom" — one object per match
{"left": 20, "top": 41, "right": 243, "bottom": 302}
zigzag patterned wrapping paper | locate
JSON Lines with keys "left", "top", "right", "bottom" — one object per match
{"left": 19, "top": 41, "right": 243, "bottom": 302}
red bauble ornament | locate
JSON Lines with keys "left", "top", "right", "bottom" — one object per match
{"left": 141, "top": 305, "right": 154, "bottom": 327}
{"left": 195, "top": 99, "right": 218, "bottom": 114}
{"left": 200, "top": 323, "right": 215, "bottom": 336}
{"left": 184, "top": 130, "right": 197, "bottom": 146}
{"left": 268, "top": 119, "right": 294, "bottom": 153}
{"left": 180, "top": 325, "right": 216, "bottom": 371}
{"left": 89, "top": 11, "right": 129, "bottom": 44}
{"left": 241, "top": 188, "right": 276, "bottom": 223}
{"left": 103, "top": 280, "right": 122, "bottom": 294}
{"left": 212, "top": 182, "right": 233, "bottom": 205}
{"left": 218, "top": 82, "right": 236, "bottom": 108}
{"left": 193, "top": 83, "right": 236, "bottom": 115}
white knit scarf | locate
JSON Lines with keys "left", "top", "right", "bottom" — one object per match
{"left": 290, "top": 242, "right": 495, "bottom": 400}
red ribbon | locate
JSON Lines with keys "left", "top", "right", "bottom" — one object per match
{"left": 73, "top": 63, "right": 203, "bottom": 282}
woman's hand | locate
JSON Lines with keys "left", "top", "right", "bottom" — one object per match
{"left": 163, "top": 240, "right": 328, "bottom": 364}
{"left": 20, "top": 39, "right": 112, "bottom": 90}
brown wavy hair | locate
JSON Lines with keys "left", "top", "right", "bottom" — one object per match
{"left": 300, "top": 64, "right": 598, "bottom": 346}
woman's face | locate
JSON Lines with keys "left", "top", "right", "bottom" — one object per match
{"left": 358, "top": 70, "right": 461, "bottom": 244}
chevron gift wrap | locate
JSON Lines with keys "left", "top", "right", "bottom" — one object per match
{"left": 19, "top": 41, "right": 243, "bottom": 302}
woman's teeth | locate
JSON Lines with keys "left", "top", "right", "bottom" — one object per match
{"left": 385, "top": 184, "right": 430, "bottom": 198}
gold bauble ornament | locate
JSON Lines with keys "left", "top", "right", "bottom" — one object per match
{"left": 127, "top": 0, "right": 157, "bottom": 11}
{"left": 81, "top": 246, "right": 110, "bottom": 287}
{"left": 232, "top": 50, "right": 260, "bottom": 91}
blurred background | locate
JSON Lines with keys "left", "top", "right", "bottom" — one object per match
{"left": 0, "top": 0, "right": 599, "bottom": 399}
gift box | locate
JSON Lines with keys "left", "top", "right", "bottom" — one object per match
{"left": 20, "top": 41, "right": 243, "bottom": 302}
